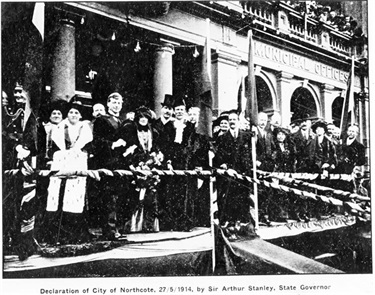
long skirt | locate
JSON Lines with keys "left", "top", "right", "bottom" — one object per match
{"left": 41, "top": 150, "right": 89, "bottom": 244}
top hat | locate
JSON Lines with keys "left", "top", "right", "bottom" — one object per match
{"left": 311, "top": 120, "right": 328, "bottom": 133}
{"left": 173, "top": 96, "right": 186, "bottom": 108}
{"left": 161, "top": 94, "right": 174, "bottom": 108}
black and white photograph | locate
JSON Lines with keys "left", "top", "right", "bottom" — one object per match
{"left": 1, "top": 1, "right": 373, "bottom": 294}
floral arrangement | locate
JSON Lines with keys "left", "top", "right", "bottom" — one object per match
{"left": 131, "top": 151, "right": 164, "bottom": 191}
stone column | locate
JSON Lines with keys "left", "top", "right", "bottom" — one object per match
{"left": 319, "top": 83, "right": 335, "bottom": 122}
{"left": 51, "top": 18, "right": 76, "bottom": 102}
{"left": 276, "top": 71, "right": 293, "bottom": 126}
{"left": 211, "top": 50, "right": 241, "bottom": 115}
{"left": 153, "top": 42, "right": 174, "bottom": 117}
{"left": 359, "top": 92, "right": 369, "bottom": 171}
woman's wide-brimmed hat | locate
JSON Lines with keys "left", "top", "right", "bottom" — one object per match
{"left": 274, "top": 126, "right": 290, "bottom": 136}
{"left": 135, "top": 105, "right": 152, "bottom": 120}
{"left": 311, "top": 120, "right": 328, "bottom": 133}
{"left": 64, "top": 100, "right": 84, "bottom": 117}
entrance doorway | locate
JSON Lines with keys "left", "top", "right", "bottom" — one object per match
{"left": 290, "top": 87, "right": 317, "bottom": 120}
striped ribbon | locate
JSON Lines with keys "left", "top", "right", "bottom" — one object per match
{"left": 4, "top": 168, "right": 370, "bottom": 214}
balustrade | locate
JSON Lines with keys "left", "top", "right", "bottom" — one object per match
{"left": 236, "top": 1, "right": 358, "bottom": 57}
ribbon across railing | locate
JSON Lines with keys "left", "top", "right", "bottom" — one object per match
{"left": 4, "top": 167, "right": 370, "bottom": 215}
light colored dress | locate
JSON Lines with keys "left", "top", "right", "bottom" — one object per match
{"left": 46, "top": 119, "right": 93, "bottom": 213}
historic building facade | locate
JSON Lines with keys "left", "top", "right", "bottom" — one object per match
{"left": 2, "top": 1, "right": 369, "bottom": 169}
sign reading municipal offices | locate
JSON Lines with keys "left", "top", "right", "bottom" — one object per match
{"left": 254, "top": 41, "right": 349, "bottom": 84}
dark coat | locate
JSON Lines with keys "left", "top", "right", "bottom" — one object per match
{"left": 214, "top": 129, "right": 253, "bottom": 174}
{"left": 292, "top": 129, "right": 316, "bottom": 172}
{"left": 152, "top": 118, "right": 172, "bottom": 158}
{"left": 117, "top": 122, "right": 161, "bottom": 168}
{"left": 272, "top": 138, "right": 297, "bottom": 173}
{"left": 162, "top": 120, "right": 196, "bottom": 169}
{"left": 335, "top": 139, "right": 366, "bottom": 174}
{"left": 92, "top": 114, "right": 124, "bottom": 169}
{"left": 311, "top": 136, "right": 337, "bottom": 172}
{"left": 256, "top": 127, "right": 276, "bottom": 172}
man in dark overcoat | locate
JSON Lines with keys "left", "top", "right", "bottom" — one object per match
{"left": 214, "top": 110, "right": 254, "bottom": 226}
{"left": 335, "top": 124, "right": 366, "bottom": 174}
{"left": 160, "top": 96, "right": 196, "bottom": 231}
{"left": 291, "top": 113, "right": 317, "bottom": 172}
{"left": 255, "top": 112, "right": 276, "bottom": 172}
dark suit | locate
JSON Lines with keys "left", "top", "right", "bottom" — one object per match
{"left": 214, "top": 130, "right": 253, "bottom": 174}
{"left": 159, "top": 119, "right": 197, "bottom": 231}
{"left": 256, "top": 127, "right": 276, "bottom": 172}
{"left": 92, "top": 114, "right": 123, "bottom": 169}
{"left": 214, "top": 130, "right": 254, "bottom": 224}
{"left": 163, "top": 120, "right": 196, "bottom": 169}
{"left": 153, "top": 118, "right": 172, "bottom": 160}
{"left": 92, "top": 114, "right": 126, "bottom": 238}
{"left": 293, "top": 129, "right": 316, "bottom": 172}
{"left": 335, "top": 139, "right": 366, "bottom": 174}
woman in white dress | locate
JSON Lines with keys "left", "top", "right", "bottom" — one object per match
{"left": 43, "top": 102, "right": 93, "bottom": 244}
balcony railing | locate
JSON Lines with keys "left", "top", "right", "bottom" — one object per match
{"left": 234, "top": 1, "right": 360, "bottom": 57}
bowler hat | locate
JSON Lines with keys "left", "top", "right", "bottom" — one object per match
{"left": 291, "top": 112, "right": 311, "bottom": 124}
{"left": 161, "top": 94, "right": 174, "bottom": 108}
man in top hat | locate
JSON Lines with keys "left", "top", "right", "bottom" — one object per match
{"left": 161, "top": 95, "right": 196, "bottom": 231}
{"left": 291, "top": 112, "right": 317, "bottom": 172}
{"left": 154, "top": 94, "right": 174, "bottom": 132}
{"left": 153, "top": 94, "right": 175, "bottom": 156}
{"left": 163, "top": 95, "right": 195, "bottom": 169}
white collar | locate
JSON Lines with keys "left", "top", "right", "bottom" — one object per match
{"left": 346, "top": 137, "right": 355, "bottom": 145}
{"left": 161, "top": 116, "right": 170, "bottom": 125}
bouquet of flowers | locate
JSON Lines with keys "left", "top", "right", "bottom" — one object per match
{"left": 130, "top": 151, "right": 164, "bottom": 233}
{"left": 131, "top": 151, "right": 164, "bottom": 191}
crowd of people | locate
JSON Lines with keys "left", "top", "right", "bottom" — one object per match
{"left": 2, "top": 85, "right": 368, "bottom": 259}
{"left": 284, "top": 1, "right": 362, "bottom": 36}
